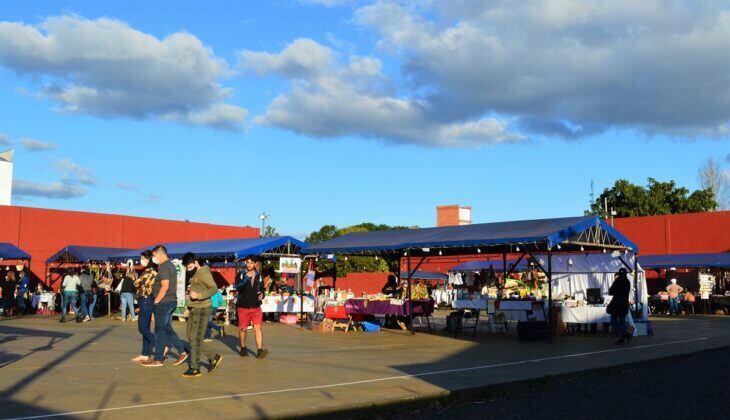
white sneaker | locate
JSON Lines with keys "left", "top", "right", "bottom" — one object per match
{"left": 133, "top": 316, "right": 138, "bottom": 321}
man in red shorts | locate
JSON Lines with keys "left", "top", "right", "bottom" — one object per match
{"left": 235, "top": 255, "right": 268, "bottom": 358}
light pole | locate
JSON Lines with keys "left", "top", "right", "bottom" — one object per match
{"left": 259, "top": 212, "right": 271, "bottom": 237}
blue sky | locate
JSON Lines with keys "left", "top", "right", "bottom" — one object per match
{"left": 1, "top": 0, "right": 728, "bottom": 239}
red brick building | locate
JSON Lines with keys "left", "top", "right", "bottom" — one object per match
{"left": 0, "top": 205, "right": 259, "bottom": 286}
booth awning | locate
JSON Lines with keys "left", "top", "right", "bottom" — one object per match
{"left": 0, "top": 242, "right": 31, "bottom": 260}
{"left": 450, "top": 260, "right": 525, "bottom": 272}
{"left": 46, "top": 245, "right": 134, "bottom": 264}
{"left": 398, "top": 270, "right": 447, "bottom": 281}
{"left": 112, "top": 236, "right": 308, "bottom": 261}
{"left": 640, "top": 253, "right": 730, "bottom": 269}
{"left": 303, "top": 215, "right": 637, "bottom": 256}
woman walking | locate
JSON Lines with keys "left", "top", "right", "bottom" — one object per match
{"left": 132, "top": 250, "right": 158, "bottom": 363}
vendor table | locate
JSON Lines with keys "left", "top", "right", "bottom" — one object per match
{"left": 324, "top": 299, "right": 435, "bottom": 332}
{"left": 560, "top": 305, "right": 636, "bottom": 336}
{"left": 261, "top": 295, "right": 315, "bottom": 313}
{"left": 451, "top": 299, "right": 546, "bottom": 337}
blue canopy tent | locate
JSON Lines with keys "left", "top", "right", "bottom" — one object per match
{"left": 450, "top": 260, "right": 526, "bottom": 272}
{"left": 112, "top": 236, "right": 307, "bottom": 261}
{"left": 0, "top": 242, "right": 31, "bottom": 260}
{"left": 46, "top": 245, "right": 134, "bottom": 264}
{"left": 639, "top": 253, "right": 730, "bottom": 269}
{"left": 304, "top": 215, "right": 639, "bottom": 339}
{"left": 45, "top": 245, "right": 134, "bottom": 290}
{"left": 399, "top": 269, "right": 447, "bottom": 281}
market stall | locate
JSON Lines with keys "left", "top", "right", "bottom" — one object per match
{"left": 641, "top": 252, "right": 730, "bottom": 315}
{"left": 304, "top": 215, "right": 640, "bottom": 342}
{"left": 0, "top": 242, "right": 33, "bottom": 315}
{"left": 45, "top": 245, "right": 135, "bottom": 317}
{"left": 113, "top": 236, "right": 309, "bottom": 323}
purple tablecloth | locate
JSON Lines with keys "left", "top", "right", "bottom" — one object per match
{"left": 345, "top": 299, "right": 434, "bottom": 316}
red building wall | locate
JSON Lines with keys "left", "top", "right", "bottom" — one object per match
{"left": 0, "top": 205, "right": 259, "bottom": 287}
{"left": 612, "top": 211, "right": 730, "bottom": 255}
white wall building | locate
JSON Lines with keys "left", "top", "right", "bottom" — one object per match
{"left": 0, "top": 149, "right": 13, "bottom": 206}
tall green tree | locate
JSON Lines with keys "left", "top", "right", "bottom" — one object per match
{"left": 305, "top": 222, "right": 416, "bottom": 277}
{"left": 589, "top": 178, "right": 717, "bottom": 217}
{"left": 262, "top": 225, "right": 279, "bottom": 237}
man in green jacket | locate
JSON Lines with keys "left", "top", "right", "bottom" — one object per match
{"left": 182, "top": 252, "right": 223, "bottom": 378}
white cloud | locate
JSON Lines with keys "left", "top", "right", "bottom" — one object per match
{"left": 20, "top": 138, "right": 57, "bottom": 151}
{"left": 0, "top": 15, "right": 247, "bottom": 130}
{"left": 353, "top": 0, "right": 730, "bottom": 139}
{"left": 12, "top": 179, "right": 86, "bottom": 199}
{"left": 142, "top": 193, "right": 161, "bottom": 203}
{"left": 0, "top": 133, "right": 10, "bottom": 147}
{"left": 54, "top": 158, "right": 96, "bottom": 186}
{"left": 239, "top": 38, "right": 335, "bottom": 78}
{"left": 243, "top": 39, "right": 521, "bottom": 147}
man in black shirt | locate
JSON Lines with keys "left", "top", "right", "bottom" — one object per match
{"left": 235, "top": 255, "right": 268, "bottom": 359}
{"left": 141, "top": 245, "right": 190, "bottom": 367}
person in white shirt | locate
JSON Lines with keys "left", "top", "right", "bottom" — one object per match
{"left": 60, "top": 268, "right": 81, "bottom": 323}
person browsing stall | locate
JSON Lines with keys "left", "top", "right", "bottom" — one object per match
{"left": 607, "top": 268, "right": 632, "bottom": 346}
{"left": 235, "top": 255, "right": 268, "bottom": 359}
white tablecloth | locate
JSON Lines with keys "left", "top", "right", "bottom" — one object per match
{"left": 260, "top": 295, "right": 315, "bottom": 313}
{"left": 561, "top": 306, "right": 612, "bottom": 324}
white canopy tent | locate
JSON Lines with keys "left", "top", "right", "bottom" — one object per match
{"left": 528, "top": 253, "right": 648, "bottom": 321}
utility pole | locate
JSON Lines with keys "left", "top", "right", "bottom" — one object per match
{"left": 259, "top": 212, "right": 271, "bottom": 237}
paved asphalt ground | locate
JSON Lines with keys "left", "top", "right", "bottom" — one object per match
{"left": 366, "top": 344, "right": 730, "bottom": 420}
{"left": 0, "top": 313, "right": 728, "bottom": 419}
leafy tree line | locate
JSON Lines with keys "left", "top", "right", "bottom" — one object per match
{"left": 305, "top": 222, "right": 417, "bottom": 277}
{"left": 588, "top": 178, "right": 717, "bottom": 217}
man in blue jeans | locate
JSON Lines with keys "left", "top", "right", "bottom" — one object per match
{"left": 142, "top": 245, "right": 189, "bottom": 367}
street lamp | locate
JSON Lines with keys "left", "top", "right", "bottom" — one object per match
{"left": 259, "top": 211, "right": 271, "bottom": 237}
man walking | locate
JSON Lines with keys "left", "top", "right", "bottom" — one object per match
{"left": 607, "top": 268, "right": 632, "bottom": 346}
{"left": 235, "top": 255, "right": 268, "bottom": 359}
{"left": 141, "top": 245, "right": 189, "bottom": 367}
{"left": 181, "top": 252, "right": 222, "bottom": 377}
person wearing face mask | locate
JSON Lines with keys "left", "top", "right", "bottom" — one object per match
{"left": 132, "top": 250, "right": 158, "bottom": 364}
{"left": 141, "top": 245, "right": 189, "bottom": 368}
{"left": 180, "top": 252, "right": 222, "bottom": 377}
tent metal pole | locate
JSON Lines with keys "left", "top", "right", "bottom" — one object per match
{"left": 548, "top": 251, "right": 553, "bottom": 344}
{"left": 332, "top": 257, "right": 337, "bottom": 290}
{"left": 407, "top": 250, "right": 414, "bottom": 335}
{"left": 634, "top": 252, "right": 640, "bottom": 319}
{"left": 502, "top": 252, "right": 507, "bottom": 298}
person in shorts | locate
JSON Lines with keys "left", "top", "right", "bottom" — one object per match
{"left": 235, "top": 255, "right": 268, "bottom": 359}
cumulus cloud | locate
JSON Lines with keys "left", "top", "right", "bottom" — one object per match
{"left": 353, "top": 0, "right": 730, "bottom": 139}
{"left": 20, "top": 138, "right": 57, "bottom": 151}
{"left": 54, "top": 158, "right": 96, "bottom": 186}
{"left": 12, "top": 179, "right": 86, "bottom": 199}
{"left": 241, "top": 39, "right": 522, "bottom": 147}
{"left": 0, "top": 15, "right": 247, "bottom": 130}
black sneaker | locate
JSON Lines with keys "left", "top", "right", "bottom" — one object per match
{"left": 239, "top": 348, "right": 249, "bottom": 357}
{"left": 208, "top": 354, "right": 223, "bottom": 374}
{"left": 59, "top": 318, "right": 65, "bottom": 323}
{"left": 256, "top": 349, "right": 269, "bottom": 359}
{"left": 182, "top": 368, "right": 202, "bottom": 378}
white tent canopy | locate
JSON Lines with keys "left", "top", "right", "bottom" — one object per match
{"left": 530, "top": 253, "right": 648, "bottom": 321}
